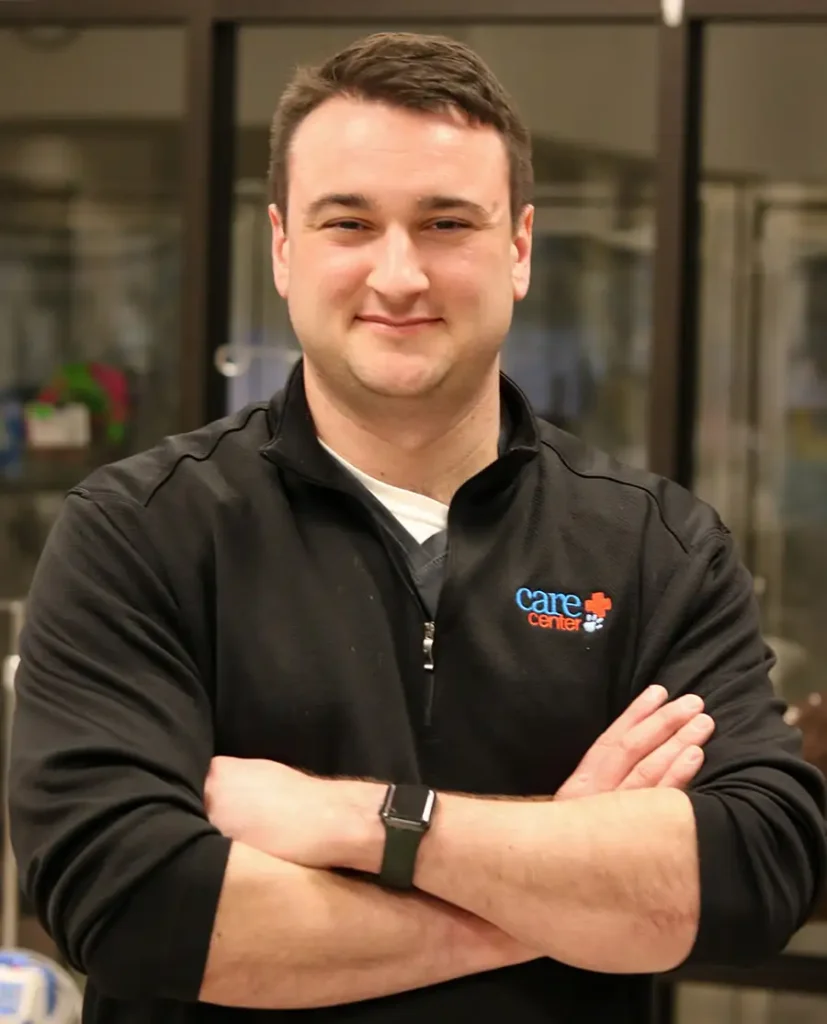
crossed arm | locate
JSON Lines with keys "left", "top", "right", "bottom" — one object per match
{"left": 13, "top": 497, "right": 825, "bottom": 1012}
{"left": 199, "top": 687, "right": 711, "bottom": 1008}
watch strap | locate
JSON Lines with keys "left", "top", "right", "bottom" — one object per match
{"left": 379, "top": 825, "right": 424, "bottom": 889}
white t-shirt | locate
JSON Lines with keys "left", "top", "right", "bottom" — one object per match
{"left": 319, "top": 441, "right": 448, "bottom": 544}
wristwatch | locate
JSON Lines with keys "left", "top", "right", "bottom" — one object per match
{"left": 378, "top": 783, "right": 437, "bottom": 889}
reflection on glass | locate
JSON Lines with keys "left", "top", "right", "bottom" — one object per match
{"left": 0, "top": 27, "right": 183, "bottom": 598}
{"left": 228, "top": 26, "right": 656, "bottom": 468}
{"left": 694, "top": 26, "right": 827, "bottom": 945}
{"left": 504, "top": 182, "right": 652, "bottom": 464}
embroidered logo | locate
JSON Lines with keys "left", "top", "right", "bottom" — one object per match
{"left": 515, "top": 587, "right": 613, "bottom": 634}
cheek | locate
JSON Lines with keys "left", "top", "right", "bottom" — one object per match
{"left": 289, "top": 243, "right": 368, "bottom": 304}
{"left": 438, "top": 249, "right": 514, "bottom": 313}
{"left": 427, "top": 247, "right": 475, "bottom": 290}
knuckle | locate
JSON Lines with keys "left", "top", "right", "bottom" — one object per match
{"left": 664, "top": 704, "right": 691, "bottom": 728}
{"left": 676, "top": 718, "right": 703, "bottom": 743}
{"left": 618, "top": 732, "right": 641, "bottom": 757}
{"left": 631, "top": 759, "right": 659, "bottom": 787}
{"left": 657, "top": 706, "right": 693, "bottom": 738}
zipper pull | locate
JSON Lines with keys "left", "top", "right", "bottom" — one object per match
{"left": 423, "top": 621, "right": 435, "bottom": 672}
{"left": 423, "top": 621, "right": 436, "bottom": 726}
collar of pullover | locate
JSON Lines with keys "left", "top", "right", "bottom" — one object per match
{"left": 260, "top": 358, "right": 541, "bottom": 501}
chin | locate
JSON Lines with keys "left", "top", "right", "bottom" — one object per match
{"left": 348, "top": 353, "right": 451, "bottom": 400}
{"left": 356, "top": 373, "right": 444, "bottom": 401}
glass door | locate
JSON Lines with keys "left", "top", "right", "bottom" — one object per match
{"left": 0, "top": 24, "right": 186, "bottom": 957}
{"left": 695, "top": 24, "right": 827, "bottom": 801}
{"left": 688, "top": 22, "right": 827, "bottom": 1024}
{"left": 0, "top": 25, "right": 185, "bottom": 601}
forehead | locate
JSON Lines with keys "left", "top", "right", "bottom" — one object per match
{"left": 287, "top": 96, "right": 509, "bottom": 207}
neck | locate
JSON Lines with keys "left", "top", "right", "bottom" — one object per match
{"left": 304, "top": 364, "right": 501, "bottom": 505}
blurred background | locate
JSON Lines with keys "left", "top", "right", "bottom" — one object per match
{"left": 0, "top": 2, "right": 826, "bottom": 1022}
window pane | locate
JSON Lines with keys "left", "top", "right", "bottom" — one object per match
{"left": 0, "top": 27, "right": 184, "bottom": 600}
{"left": 695, "top": 24, "right": 827, "bottom": 941}
{"left": 229, "top": 25, "right": 656, "bottom": 467}
{"left": 696, "top": 24, "right": 827, "bottom": 764}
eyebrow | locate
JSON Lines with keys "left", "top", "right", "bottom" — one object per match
{"left": 304, "top": 192, "right": 492, "bottom": 222}
{"left": 417, "top": 195, "right": 490, "bottom": 220}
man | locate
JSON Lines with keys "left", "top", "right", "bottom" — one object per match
{"left": 9, "top": 32, "right": 827, "bottom": 1024}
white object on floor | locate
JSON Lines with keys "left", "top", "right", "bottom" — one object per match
{"left": 0, "top": 950, "right": 81, "bottom": 1023}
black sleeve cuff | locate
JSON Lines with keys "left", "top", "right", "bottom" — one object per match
{"left": 83, "top": 831, "right": 232, "bottom": 1001}
{"left": 684, "top": 788, "right": 820, "bottom": 968}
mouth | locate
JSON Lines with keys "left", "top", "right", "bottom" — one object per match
{"left": 356, "top": 315, "right": 441, "bottom": 329}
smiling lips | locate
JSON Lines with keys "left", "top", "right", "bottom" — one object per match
{"left": 357, "top": 315, "right": 441, "bottom": 329}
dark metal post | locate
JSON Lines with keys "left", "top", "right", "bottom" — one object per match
{"left": 180, "top": 9, "right": 237, "bottom": 430}
{"left": 648, "top": 17, "right": 703, "bottom": 485}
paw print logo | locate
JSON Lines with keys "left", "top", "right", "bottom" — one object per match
{"left": 583, "top": 592, "right": 612, "bottom": 634}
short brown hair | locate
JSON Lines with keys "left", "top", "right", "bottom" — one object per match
{"left": 268, "top": 32, "right": 533, "bottom": 229}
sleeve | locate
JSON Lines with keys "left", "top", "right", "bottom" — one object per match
{"left": 631, "top": 526, "right": 827, "bottom": 968}
{"left": 9, "top": 490, "right": 231, "bottom": 1000}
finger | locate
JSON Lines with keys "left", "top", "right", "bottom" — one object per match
{"left": 569, "top": 692, "right": 704, "bottom": 795}
{"left": 557, "top": 691, "right": 705, "bottom": 800}
{"left": 560, "top": 692, "right": 695, "bottom": 794}
{"left": 594, "top": 695, "right": 705, "bottom": 790}
{"left": 618, "top": 713, "right": 715, "bottom": 790}
{"left": 599, "top": 685, "right": 671, "bottom": 745}
{"left": 614, "top": 693, "right": 706, "bottom": 767}
{"left": 658, "top": 745, "right": 706, "bottom": 789}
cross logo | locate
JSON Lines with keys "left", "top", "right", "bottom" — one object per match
{"left": 583, "top": 592, "right": 613, "bottom": 633}
{"left": 585, "top": 592, "right": 613, "bottom": 619}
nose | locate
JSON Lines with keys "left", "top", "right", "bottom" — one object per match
{"left": 366, "top": 226, "right": 429, "bottom": 301}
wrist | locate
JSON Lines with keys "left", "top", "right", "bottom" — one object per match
{"left": 333, "top": 778, "right": 386, "bottom": 874}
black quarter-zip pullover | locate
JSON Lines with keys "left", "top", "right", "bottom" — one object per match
{"left": 9, "top": 362, "right": 827, "bottom": 1024}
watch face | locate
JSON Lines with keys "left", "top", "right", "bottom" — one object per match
{"left": 386, "top": 785, "right": 435, "bottom": 825}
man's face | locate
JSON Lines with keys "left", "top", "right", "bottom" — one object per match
{"left": 269, "top": 96, "right": 533, "bottom": 405}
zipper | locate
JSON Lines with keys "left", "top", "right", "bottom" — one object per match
{"left": 261, "top": 460, "right": 441, "bottom": 728}
{"left": 332, "top": 491, "right": 439, "bottom": 729}
{"left": 423, "top": 621, "right": 436, "bottom": 725}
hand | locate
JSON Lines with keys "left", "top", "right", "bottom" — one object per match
{"left": 555, "top": 685, "right": 714, "bottom": 801}
{"left": 205, "top": 756, "right": 375, "bottom": 869}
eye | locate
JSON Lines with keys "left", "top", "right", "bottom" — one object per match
{"left": 325, "top": 219, "right": 369, "bottom": 232}
{"left": 428, "top": 219, "right": 470, "bottom": 232}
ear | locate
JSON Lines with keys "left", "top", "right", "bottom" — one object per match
{"left": 269, "top": 204, "right": 289, "bottom": 298}
{"left": 511, "top": 204, "right": 534, "bottom": 302}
